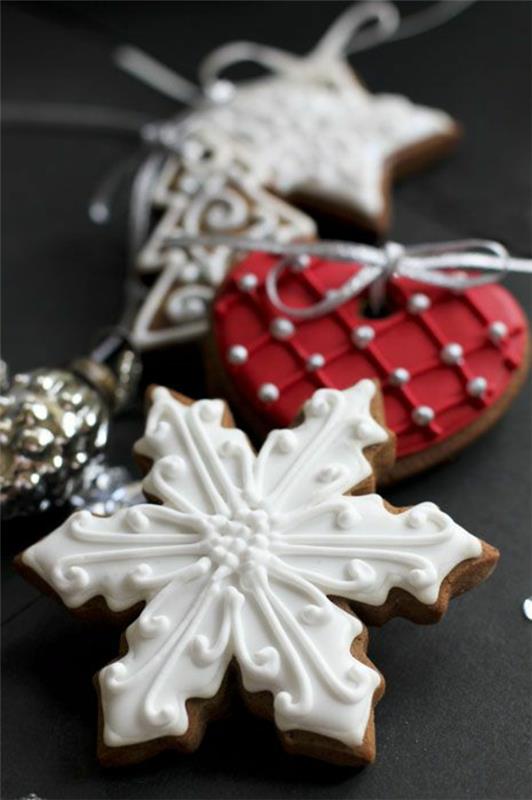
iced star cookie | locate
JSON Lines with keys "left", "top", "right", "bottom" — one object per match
{"left": 17, "top": 381, "right": 498, "bottom": 766}
{"left": 211, "top": 251, "right": 530, "bottom": 483}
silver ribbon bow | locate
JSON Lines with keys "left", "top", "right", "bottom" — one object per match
{"left": 168, "top": 234, "right": 532, "bottom": 317}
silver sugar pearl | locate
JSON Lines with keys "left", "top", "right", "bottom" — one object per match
{"left": 237, "top": 273, "right": 258, "bottom": 292}
{"left": 227, "top": 345, "right": 248, "bottom": 365}
{"left": 412, "top": 405, "right": 435, "bottom": 426}
{"left": 407, "top": 293, "right": 431, "bottom": 314}
{"left": 467, "top": 376, "right": 488, "bottom": 397}
{"left": 441, "top": 342, "right": 464, "bottom": 365}
{"left": 306, "top": 353, "right": 325, "bottom": 371}
{"left": 351, "top": 325, "right": 375, "bottom": 349}
{"left": 488, "top": 320, "right": 508, "bottom": 343}
{"left": 270, "top": 317, "right": 295, "bottom": 340}
{"left": 291, "top": 254, "right": 311, "bottom": 271}
{"left": 258, "top": 383, "right": 279, "bottom": 403}
{"left": 389, "top": 367, "right": 410, "bottom": 386}
{"left": 180, "top": 174, "right": 200, "bottom": 194}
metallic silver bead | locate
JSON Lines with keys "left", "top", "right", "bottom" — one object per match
{"left": 351, "top": 325, "right": 375, "bottom": 349}
{"left": 237, "top": 273, "right": 258, "bottom": 292}
{"left": 389, "top": 367, "right": 410, "bottom": 386}
{"left": 412, "top": 405, "right": 435, "bottom": 426}
{"left": 180, "top": 263, "right": 201, "bottom": 284}
{"left": 179, "top": 174, "right": 201, "bottom": 194}
{"left": 488, "top": 320, "right": 508, "bottom": 343}
{"left": 291, "top": 254, "right": 311, "bottom": 271}
{"left": 306, "top": 353, "right": 325, "bottom": 371}
{"left": 227, "top": 345, "right": 248, "bottom": 365}
{"left": 270, "top": 317, "right": 295, "bottom": 340}
{"left": 407, "top": 293, "right": 431, "bottom": 314}
{"left": 467, "top": 376, "right": 488, "bottom": 397}
{"left": 440, "top": 342, "right": 464, "bottom": 365}
{"left": 257, "top": 383, "right": 279, "bottom": 403}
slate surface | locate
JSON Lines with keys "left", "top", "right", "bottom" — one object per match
{"left": 2, "top": 3, "right": 531, "bottom": 799}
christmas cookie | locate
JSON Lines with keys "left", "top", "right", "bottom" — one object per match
{"left": 131, "top": 134, "right": 315, "bottom": 350}
{"left": 130, "top": 35, "right": 459, "bottom": 349}
{"left": 17, "top": 381, "right": 498, "bottom": 766}
{"left": 211, "top": 251, "right": 530, "bottom": 483}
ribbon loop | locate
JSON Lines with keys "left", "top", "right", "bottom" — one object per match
{"left": 311, "top": 1, "right": 400, "bottom": 60}
{"left": 166, "top": 233, "right": 532, "bottom": 320}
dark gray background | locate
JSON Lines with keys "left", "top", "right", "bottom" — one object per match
{"left": 2, "top": 2, "right": 531, "bottom": 799}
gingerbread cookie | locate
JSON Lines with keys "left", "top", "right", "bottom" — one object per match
{"left": 131, "top": 130, "right": 315, "bottom": 350}
{"left": 211, "top": 251, "right": 530, "bottom": 483}
{"left": 17, "top": 380, "right": 497, "bottom": 766}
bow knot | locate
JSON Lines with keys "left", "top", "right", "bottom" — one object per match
{"left": 166, "top": 233, "right": 532, "bottom": 319}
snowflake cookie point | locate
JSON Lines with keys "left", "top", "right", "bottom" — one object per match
{"left": 18, "top": 380, "right": 496, "bottom": 767}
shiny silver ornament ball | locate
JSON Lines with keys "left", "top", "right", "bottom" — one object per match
{"left": 441, "top": 342, "right": 464, "bottom": 365}
{"left": 270, "top": 317, "right": 295, "bottom": 340}
{"left": 306, "top": 353, "right": 325, "bottom": 372}
{"left": 389, "top": 367, "right": 410, "bottom": 386}
{"left": 351, "top": 325, "right": 375, "bottom": 349}
{"left": 258, "top": 383, "right": 279, "bottom": 403}
{"left": 488, "top": 320, "right": 508, "bottom": 344}
{"left": 0, "top": 369, "right": 109, "bottom": 518}
{"left": 467, "top": 376, "right": 488, "bottom": 397}
{"left": 407, "top": 293, "right": 431, "bottom": 314}
{"left": 412, "top": 405, "right": 435, "bottom": 426}
{"left": 227, "top": 345, "right": 248, "bottom": 365}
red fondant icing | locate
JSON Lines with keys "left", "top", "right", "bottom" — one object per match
{"left": 213, "top": 252, "right": 529, "bottom": 458}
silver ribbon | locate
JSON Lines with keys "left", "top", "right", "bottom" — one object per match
{"left": 167, "top": 234, "right": 532, "bottom": 317}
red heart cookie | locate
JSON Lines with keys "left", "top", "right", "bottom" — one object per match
{"left": 212, "top": 252, "right": 530, "bottom": 482}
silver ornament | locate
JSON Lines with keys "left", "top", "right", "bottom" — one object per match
{"left": 1, "top": 332, "right": 141, "bottom": 519}
{"left": 0, "top": 368, "right": 109, "bottom": 518}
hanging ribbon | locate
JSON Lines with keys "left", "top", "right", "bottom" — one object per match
{"left": 167, "top": 234, "right": 532, "bottom": 317}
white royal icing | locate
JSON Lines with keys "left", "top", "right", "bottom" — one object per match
{"left": 191, "top": 70, "right": 456, "bottom": 218}
{"left": 132, "top": 164, "right": 315, "bottom": 350}
{"left": 22, "top": 380, "right": 482, "bottom": 751}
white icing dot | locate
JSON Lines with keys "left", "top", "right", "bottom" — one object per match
{"left": 227, "top": 344, "right": 248, "bottom": 365}
{"left": 347, "top": 559, "right": 376, "bottom": 587}
{"left": 275, "top": 430, "right": 298, "bottom": 453}
{"left": 181, "top": 263, "right": 201, "bottom": 284}
{"left": 180, "top": 174, "right": 200, "bottom": 194}
{"left": 353, "top": 420, "right": 374, "bottom": 440}
{"left": 409, "top": 568, "right": 433, "bottom": 589}
{"left": 160, "top": 456, "right": 186, "bottom": 479}
{"left": 199, "top": 402, "right": 219, "bottom": 422}
{"left": 298, "top": 604, "right": 327, "bottom": 625}
{"left": 351, "top": 325, "right": 375, "bottom": 349}
{"left": 306, "top": 353, "right": 325, "bottom": 371}
{"left": 270, "top": 317, "right": 295, "bottom": 340}
{"left": 412, "top": 405, "right": 435, "bottom": 426}
{"left": 258, "top": 383, "right": 279, "bottom": 403}
{"left": 407, "top": 293, "right": 431, "bottom": 314}
{"left": 126, "top": 508, "right": 150, "bottom": 532}
{"left": 335, "top": 507, "right": 361, "bottom": 529}
{"left": 317, "top": 464, "right": 342, "bottom": 483}
{"left": 389, "top": 367, "right": 410, "bottom": 386}
{"left": 166, "top": 292, "right": 206, "bottom": 322}
{"left": 237, "top": 273, "right": 258, "bottom": 292}
{"left": 218, "top": 440, "right": 239, "bottom": 458}
{"left": 467, "top": 376, "right": 488, "bottom": 397}
{"left": 488, "top": 320, "right": 508, "bottom": 343}
{"left": 440, "top": 342, "right": 463, "bottom": 365}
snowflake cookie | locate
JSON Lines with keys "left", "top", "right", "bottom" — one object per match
{"left": 17, "top": 380, "right": 498, "bottom": 766}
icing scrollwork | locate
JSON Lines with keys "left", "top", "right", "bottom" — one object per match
{"left": 22, "top": 380, "right": 482, "bottom": 750}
